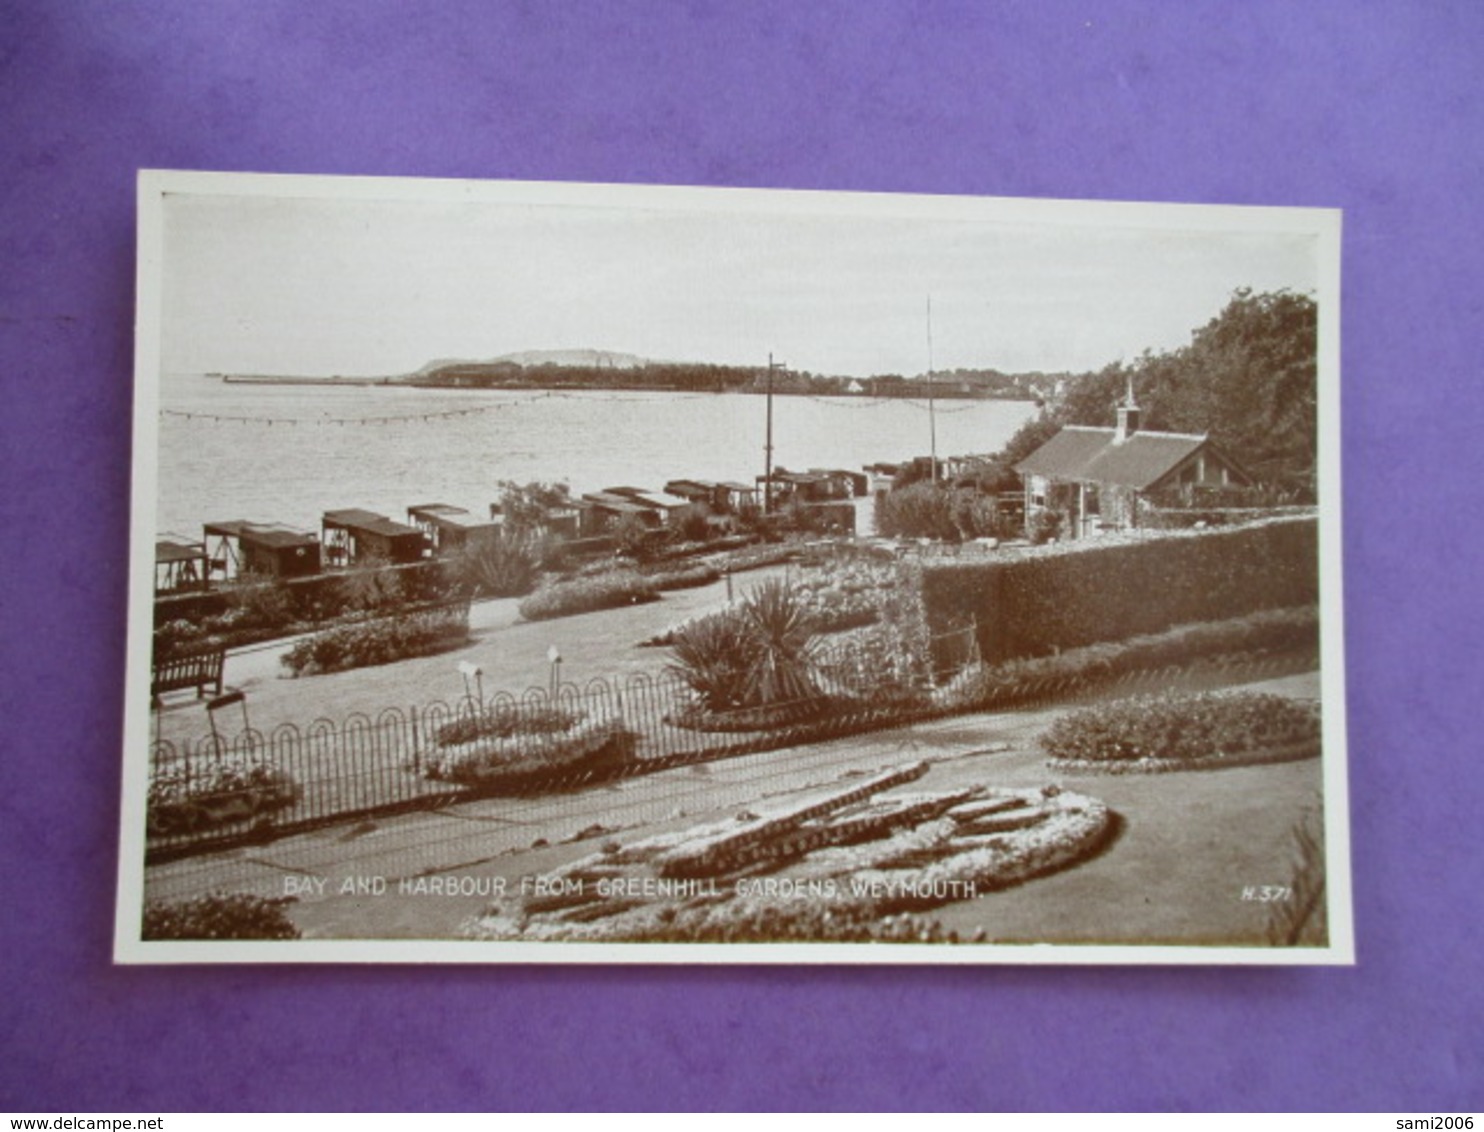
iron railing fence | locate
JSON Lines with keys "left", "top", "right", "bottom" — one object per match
{"left": 145, "top": 624, "right": 977, "bottom": 860}
{"left": 143, "top": 626, "right": 1314, "bottom": 863}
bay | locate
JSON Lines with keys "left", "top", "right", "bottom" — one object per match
{"left": 156, "top": 374, "right": 1038, "bottom": 536}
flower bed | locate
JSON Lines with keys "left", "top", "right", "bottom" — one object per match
{"left": 645, "top": 564, "right": 721, "bottom": 592}
{"left": 517, "top": 571, "right": 659, "bottom": 621}
{"left": 666, "top": 696, "right": 855, "bottom": 733}
{"left": 280, "top": 603, "right": 470, "bottom": 676}
{"left": 142, "top": 892, "right": 301, "bottom": 940}
{"left": 147, "top": 757, "right": 300, "bottom": 837}
{"left": 462, "top": 775, "right": 1112, "bottom": 943}
{"left": 1040, "top": 690, "right": 1321, "bottom": 773}
{"left": 418, "top": 708, "right": 639, "bottom": 788}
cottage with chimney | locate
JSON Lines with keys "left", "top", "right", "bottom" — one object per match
{"left": 1013, "top": 380, "right": 1252, "bottom": 540}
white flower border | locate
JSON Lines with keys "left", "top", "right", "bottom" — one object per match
{"left": 463, "top": 785, "right": 1111, "bottom": 942}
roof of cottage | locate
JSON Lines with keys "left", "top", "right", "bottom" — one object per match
{"left": 1013, "top": 426, "right": 1220, "bottom": 490}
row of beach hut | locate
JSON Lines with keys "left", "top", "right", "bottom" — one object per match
{"left": 153, "top": 466, "right": 872, "bottom": 596}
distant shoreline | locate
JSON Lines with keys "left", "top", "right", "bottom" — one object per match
{"left": 214, "top": 373, "right": 1039, "bottom": 402}
{"left": 219, "top": 374, "right": 401, "bottom": 387}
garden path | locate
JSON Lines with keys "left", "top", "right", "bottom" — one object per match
{"left": 153, "top": 565, "right": 789, "bottom": 747}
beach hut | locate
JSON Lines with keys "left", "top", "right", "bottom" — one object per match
{"left": 716, "top": 481, "right": 760, "bottom": 513}
{"left": 604, "top": 486, "right": 692, "bottom": 525}
{"left": 202, "top": 520, "right": 321, "bottom": 582}
{"left": 808, "top": 468, "right": 869, "bottom": 498}
{"left": 407, "top": 503, "right": 502, "bottom": 556}
{"left": 663, "top": 478, "right": 723, "bottom": 510}
{"left": 154, "top": 534, "right": 209, "bottom": 595}
{"left": 321, "top": 508, "right": 427, "bottom": 568}
{"left": 578, "top": 490, "right": 664, "bottom": 536}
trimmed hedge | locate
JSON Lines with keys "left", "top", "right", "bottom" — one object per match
{"left": 921, "top": 515, "right": 1318, "bottom": 666}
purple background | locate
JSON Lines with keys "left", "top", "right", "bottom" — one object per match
{"left": 2, "top": 0, "right": 1480, "bottom": 1112}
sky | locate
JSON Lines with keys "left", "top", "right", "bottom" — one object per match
{"left": 159, "top": 179, "right": 1325, "bottom": 379}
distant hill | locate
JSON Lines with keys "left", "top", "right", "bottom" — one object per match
{"left": 413, "top": 349, "right": 652, "bottom": 375}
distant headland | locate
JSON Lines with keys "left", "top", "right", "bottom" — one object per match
{"left": 216, "top": 349, "right": 1059, "bottom": 402}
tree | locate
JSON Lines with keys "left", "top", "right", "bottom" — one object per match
{"left": 998, "top": 412, "right": 1064, "bottom": 469}
{"left": 493, "top": 481, "right": 573, "bottom": 537}
{"left": 998, "top": 289, "right": 1318, "bottom": 489}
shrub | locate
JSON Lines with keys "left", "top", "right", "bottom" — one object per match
{"left": 1038, "top": 690, "right": 1321, "bottom": 767}
{"left": 454, "top": 536, "right": 540, "bottom": 598}
{"left": 647, "top": 564, "right": 721, "bottom": 591}
{"left": 143, "top": 892, "right": 301, "bottom": 940}
{"left": 875, "top": 483, "right": 1000, "bottom": 541}
{"left": 336, "top": 560, "right": 405, "bottom": 613}
{"left": 667, "top": 579, "right": 823, "bottom": 717}
{"left": 816, "top": 622, "right": 934, "bottom": 704}
{"left": 223, "top": 573, "right": 298, "bottom": 632}
{"left": 667, "top": 609, "right": 759, "bottom": 713}
{"left": 612, "top": 514, "right": 662, "bottom": 561}
{"left": 1027, "top": 509, "right": 1065, "bottom": 545}
{"left": 792, "top": 551, "right": 905, "bottom": 633}
{"left": 529, "top": 530, "right": 572, "bottom": 573}
{"left": 1267, "top": 806, "right": 1328, "bottom": 946}
{"left": 517, "top": 571, "right": 659, "bottom": 621}
{"left": 154, "top": 618, "right": 207, "bottom": 654}
{"left": 673, "top": 505, "right": 714, "bottom": 544}
{"left": 147, "top": 757, "right": 300, "bottom": 837}
{"left": 492, "top": 480, "right": 576, "bottom": 538}
{"left": 280, "top": 604, "right": 470, "bottom": 676}
{"left": 742, "top": 579, "right": 823, "bottom": 705}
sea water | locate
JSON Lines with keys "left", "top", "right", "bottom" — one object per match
{"left": 154, "top": 373, "right": 1038, "bottom": 536}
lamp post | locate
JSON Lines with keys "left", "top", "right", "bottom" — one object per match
{"left": 457, "top": 661, "right": 484, "bottom": 713}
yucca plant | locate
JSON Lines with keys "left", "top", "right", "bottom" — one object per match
{"left": 738, "top": 578, "right": 821, "bottom": 707}
{"left": 666, "top": 609, "right": 759, "bottom": 712}
{"left": 667, "top": 579, "right": 823, "bottom": 715}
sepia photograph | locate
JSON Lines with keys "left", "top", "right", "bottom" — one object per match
{"left": 116, "top": 171, "right": 1348, "bottom": 963}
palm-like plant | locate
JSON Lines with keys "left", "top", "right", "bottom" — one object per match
{"left": 737, "top": 578, "right": 821, "bottom": 707}
{"left": 667, "top": 609, "right": 759, "bottom": 712}
{"left": 667, "top": 579, "right": 823, "bottom": 715}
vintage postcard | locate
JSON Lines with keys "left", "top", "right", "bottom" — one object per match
{"left": 116, "top": 171, "right": 1349, "bottom": 963}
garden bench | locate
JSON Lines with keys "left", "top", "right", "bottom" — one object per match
{"left": 151, "top": 644, "right": 226, "bottom": 703}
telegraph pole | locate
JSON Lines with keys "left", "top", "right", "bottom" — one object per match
{"left": 927, "top": 296, "right": 939, "bottom": 484}
{"left": 764, "top": 352, "right": 785, "bottom": 514}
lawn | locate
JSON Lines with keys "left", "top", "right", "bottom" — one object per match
{"left": 154, "top": 566, "right": 789, "bottom": 749}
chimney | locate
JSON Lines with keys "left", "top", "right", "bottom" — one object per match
{"left": 1114, "top": 372, "right": 1140, "bottom": 444}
